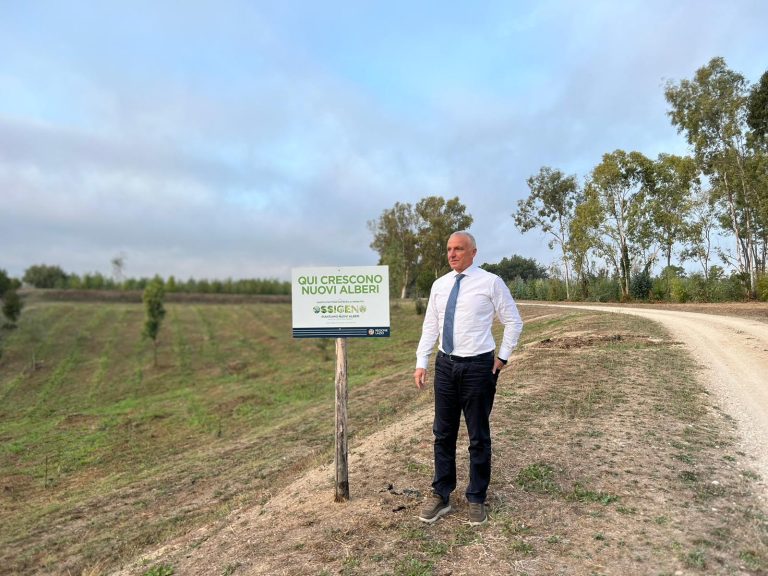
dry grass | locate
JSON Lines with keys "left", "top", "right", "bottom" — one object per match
{"left": 113, "top": 305, "right": 768, "bottom": 576}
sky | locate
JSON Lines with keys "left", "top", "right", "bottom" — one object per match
{"left": 2, "top": 0, "right": 767, "bottom": 282}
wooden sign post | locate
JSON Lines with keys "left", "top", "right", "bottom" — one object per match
{"left": 334, "top": 337, "right": 349, "bottom": 501}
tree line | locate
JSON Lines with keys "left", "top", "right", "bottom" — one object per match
{"left": 369, "top": 57, "right": 768, "bottom": 302}
{"left": 18, "top": 264, "right": 291, "bottom": 295}
{"left": 514, "top": 57, "right": 768, "bottom": 301}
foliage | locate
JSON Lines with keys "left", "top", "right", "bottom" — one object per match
{"left": 756, "top": 274, "right": 768, "bottom": 302}
{"left": 645, "top": 154, "right": 699, "bottom": 269}
{"left": 142, "top": 278, "right": 166, "bottom": 364}
{"left": 481, "top": 255, "right": 547, "bottom": 283}
{"left": 414, "top": 196, "right": 473, "bottom": 281}
{"left": 513, "top": 167, "right": 582, "bottom": 298}
{"left": 369, "top": 195, "right": 472, "bottom": 297}
{"left": 747, "top": 70, "right": 768, "bottom": 142}
{"left": 142, "top": 565, "right": 174, "bottom": 576}
{"left": 523, "top": 59, "right": 766, "bottom": 299}
{"left": 2, "top": 289, "right": 23, "bottom": 325}
{"left": 0, "top": 269, "right": 13, "bottom": 298}
{"left": 629, "top": 266, "right": 653, "bottom": 301}
{"left": 665, "top": 56, "right": 764, "bottom": 296}
{"left": 586, "top": 149, "right": 654, "bottom": 299}
{"left": 368, "top": 201, "right": 419, "bottom": 299}
{"left": 23, "top": 264, "right": 69, "bottom": 288}
{"left": 19, "top": 265, "right": 291, "bottom": 295}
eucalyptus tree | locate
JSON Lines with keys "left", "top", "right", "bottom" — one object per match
{"left": 586, "top": 150, "right": 653, "bottom": 299}
{"left": 414, "top": 196, "right": 473, "bottom": 281}
{"left": 747, "top": 70, "right": 768, "bottom": 269}
{"left": 680, "top": 188, "right": 718, "bottom": 280}
{"left": 665, "top": 57, "right": 761, "bottom": 296}
{"left": 645, "top": 154, "right": 699, "bottom": 270}
{"left": 368, "top": 202, "right": 419, "bottom": 298}
{"left": 369, "top": 196, "right": 472, "bottom": 297}
{"left": 747, "top": 70, "right": 768, "bottom": 142}
{"left": 569, "top": 190, "right": 603, "bottom": 297}
{"left": 513, "top": 167, "right": 582, "bottom": 299}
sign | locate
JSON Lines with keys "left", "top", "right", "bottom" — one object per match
{"left": 291, "top": 266, "right": 390, "bottom": 338}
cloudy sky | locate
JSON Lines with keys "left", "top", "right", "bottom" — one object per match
{"left": 2, "top": 1, "right": 766, "bottom": 282}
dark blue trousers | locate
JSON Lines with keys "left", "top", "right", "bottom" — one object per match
{"left": 432, "top": 351, "right": 496, "bottom": 504}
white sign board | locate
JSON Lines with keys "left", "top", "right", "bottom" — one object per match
{"left": 291, "top": 266, "right": 390, "bottom": 338}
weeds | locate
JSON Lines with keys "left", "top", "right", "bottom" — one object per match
{"left": 142, "top": 564, "right": 174, "bottom": 576}
{"left": 515, "top": 463, "right": 559, "bottom": 494}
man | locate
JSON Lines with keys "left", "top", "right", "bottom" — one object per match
{"left": 414, "top": 231, "right": 524, "bottom": 526}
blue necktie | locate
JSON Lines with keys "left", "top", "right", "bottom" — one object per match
{"left": 442, "top": 273, "right": 465, "bottom": 354}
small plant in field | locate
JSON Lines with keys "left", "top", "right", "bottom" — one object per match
{"left": 684, "top": 547, "right": 706, "bottom": 569}
{"left": 510, "top": 539, "right": 534, "bottom": 554}
{"left": 740, "top": 549, "right": 763, "bottom": 571}
{"left": 395, "top": 555, "right": 433, "bottom": 576}
{"left": 453, "top": 525, "right": 481, "bottom": 546}
{"left": 516, "top": 462, "right": 559, "bottom": 494}
{"left": 341, "top": 555, "right": 361, "bottom": 575}
{"left": 142, "top": 277, "right": 166, "bottom": 366}
{"left": 742, "top": 469, "right": 761, "bottom": 481}
{"left": 142, "top": 564, "right": 174, "bottom": 576}
{"left": 679, "top": 470, "right": 698, "bottom": 483}
{"left": 567, "top": 483, "right": 619, "bottom": 505}
{"left": 2, "top": 288, "right": 23, "bottom": 328}
{"left": 414, "top": 298, "right": 426, "bottom": 315}
{"left": 423, "top": 540, "right": 449, "bottom": 558}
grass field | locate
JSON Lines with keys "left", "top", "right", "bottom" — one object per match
{"left": 1, "top": 300, "right": 767, "bottom": 575}
{"left": 0, "top": 299, "right": 427, "bottom": 575}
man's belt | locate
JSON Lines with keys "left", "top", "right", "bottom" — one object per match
{"left": 438, "top": 350, "right": 494, "bottom": 363}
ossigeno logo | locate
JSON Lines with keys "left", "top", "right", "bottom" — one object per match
{"left": 313, "top": 304, "right": 368, "bottom": 314}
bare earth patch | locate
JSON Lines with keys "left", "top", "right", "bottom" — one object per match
{"left": 113, "top": 305, "right": 768, "bottom": 576}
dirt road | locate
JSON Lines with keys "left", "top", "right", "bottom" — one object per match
{"left": 526, "top": 303, "right": 768, "bottom": 496}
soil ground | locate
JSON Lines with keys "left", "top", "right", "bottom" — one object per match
{"left": 111, "top": 303, "right": 768, "bottom": 576}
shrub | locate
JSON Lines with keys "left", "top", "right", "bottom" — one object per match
{"left": 669, "top": 277, "right": 690, "bottom": 303}
{"left": 2, "top": 289, "right": 23, "bottom": 326}
{"left": 630, "top": 269, "right": 653, "bottom": 301}
{"left": 758, "top": 274, "right": 768, "bottom": 302}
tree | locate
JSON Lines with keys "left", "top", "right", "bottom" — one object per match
{"left": 680, "top": 188, "right": 718, "bottom": 280}
{"left": 2, "top": 289, "right": 23, "bottom": 327}
{"left": 645, "top": 154, "right": 699, "bottom": 270}
{"left": 569, "top": 191, "right": 603, "bottom": 298}
{"left": 415, "top": 196, "right": 473, "bottom": 283}
{"left": 368, "top": 202, "right": 419, "bottom": 298}
{"left": 747, "top": 70, "right": 768, "bottom": 142}
{"left": 111, "top": 254, "right": 126, "bottom": 285}
{"left": 586, "top": 150, "right": 653, "bottom": 299}
{"left": 23, "top": 264, "right": 68, "bottom": 288}
{"left": 0, "top": 269, "right": 12, "bottom": 298}
{"left": 665, "top": 57, "right": 761, "bottom": 296}
{"left": 369, "top": 196, "right": 473, "bottom": 297}
{"left": 142, "top": 277, "right": 166, "bottom": 366}
{"left": 481, "top": 255, "right": 547, "bottom": 283}
{"left": 513, "top": 167, "right": 581, "bottom": 299}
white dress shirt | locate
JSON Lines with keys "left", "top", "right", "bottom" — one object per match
{"left": 415, "top": 265, "right": 524, "bottom": 369}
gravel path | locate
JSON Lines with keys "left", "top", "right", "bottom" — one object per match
{"left": 524, "top": 303, "right": 768, "bottom": 498}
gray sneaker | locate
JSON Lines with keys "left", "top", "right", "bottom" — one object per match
{"left": 418, "top": 494, "right": 451, "bottom": 523}
{"left": 468, "top": 502, "right": 487, "bottom": 526}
